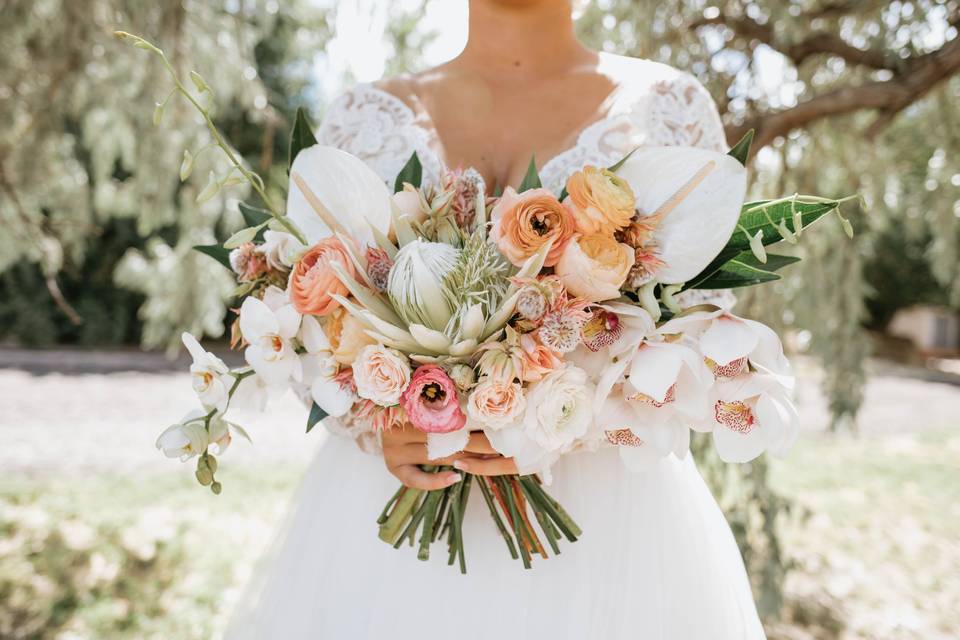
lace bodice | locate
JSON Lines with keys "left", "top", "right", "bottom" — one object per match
{"left": 316, "top": 55, "right": 728, "bottom": 194}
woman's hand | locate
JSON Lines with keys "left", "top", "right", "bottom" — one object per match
{"left": 382, "top": 425, "right": 519, "bottom": 490}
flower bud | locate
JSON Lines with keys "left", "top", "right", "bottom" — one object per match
{"left": 210, "top": 481, "right": 222, "bottom": 495}
{"left": 153, "top": 101, "right": 165, "bottom": 126}
{"left": 449, "top": 364, "right": 476, "bottom": 392}
{"left": 195, "top": 467, "right": 214, "bottom": 486}
{"left": 387, "top": 239, "right": 459, "bottom": 331}
{"left": 190, "top": 70, "right": 210, "bottom": 93}
{"left": 749, "top": 230, "right": 767, "bottom": 264}
{"left": 196, "top": 171, "right": 220, "bottom": 204}
{"left": 179, "top": 149, "right": 194, "bottom": 181}
{"left": 777, "top": 221, "right": 797, "bottom": 244}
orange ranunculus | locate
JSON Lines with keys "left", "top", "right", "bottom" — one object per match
{"left": 564, "top": 166, "right": 636, "bottom": 236}
{"left": 289, "top": 237, "right": 357, "bottom": 316}
{"left": 490, "top": 187, "right": 575, "bottom": 267}
{"left": 555, "top": 234, "right": 635, "bottom": 302}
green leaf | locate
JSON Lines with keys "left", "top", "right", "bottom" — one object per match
{"left": 306, "top": 401, "right": 328, "bottom": 433}
{"left": 687, "top": 197, "right": 839, "bottom": 288}
{"left": 693, "top": 252, "right": 801, "bottom": 289}
{"left": 288, "top": 107, "right": 317, "bottom": 170}
{"left": 238, "top": 202, "right": 271, "bottom": 241}
{"left": 518, "top": 156, "right": 542, "bottom": 191}
{"left": 393, "top": 152, "right": 423, "bottom": 193}
{"left": 608, "top": 146, "right": 639, "bottom": 173}
{"left": 727, "top": 129, "right": 755, "bottom": 166}
{"left": 193, "top": 244, "right": 232, "bottom": 269}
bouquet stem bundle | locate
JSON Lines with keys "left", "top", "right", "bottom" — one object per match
{"left": 377, "top": 470, "right": 581, "bottom": 573}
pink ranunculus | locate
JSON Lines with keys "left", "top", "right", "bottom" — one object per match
{"left": 399, "top": 365, "right": 466, "bottom": 433}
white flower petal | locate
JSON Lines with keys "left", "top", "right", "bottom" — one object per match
{"left": 700, "top": 315, "right": 759, "bottom": 367}
{"left": 427, "top": 429, "right": 470, "bottom": 460}
{"left": 299, "top": 315, "right": 331, "bottom": 354}
{"left": 626, "top": 342, "right": 685, "bottom": 402}
{"left": 311, "top": 378, "right": 356, "bottom": 417}
{"left": 616, "top": 146, "right": 747, "bottom": 283}
{"left": 286, "top": 145, "right": 392, "bottom": 246}
{"left": 239, "top": 297, "right": 278, "bottom": 342}
{"left": 275, "top": 304, "right": 302, "bottom": 340}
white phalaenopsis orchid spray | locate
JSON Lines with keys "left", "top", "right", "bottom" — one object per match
{"left": 120, "top": 35, "right": 854, "bottom": 570}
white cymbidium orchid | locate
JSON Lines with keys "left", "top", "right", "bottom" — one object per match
{"left": 239, "top": 295, "right": 302, "bottom": 387}
{"left": 156, "top": 411, "right": 250, "bottom": 461}
{"left": 181, "top": 332, "right": 230, "bottom": 412}
{"left": 598, "top": 340, "right": 712, "bottom": 468}
{"left": 615, "top": 146, "right": 747, "bottom": 285}
{"left": 698, "top": 312, "right": 793, "bottom": 383}
{"left": 299, "top": 315, "right": 356, "bottom": 417}
{"left": 709, "top": 374, "right": 799, "bottom": 463}
{"left": 286, "top": 145, "right": 393, "bottom": 247}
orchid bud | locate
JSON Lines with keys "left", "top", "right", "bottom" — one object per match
{"left": 749, "top": 230, "right": 767, "bottom": 264}
{"left": 195, "top": 467, "right": 213, "bottom": 486}
{"left": 210, "top": 481, "right": 222, "bottom": 495}
{"left": 190, "top": 70, "right": 210, "bottom": 93}
{"left": 777, "top": 220, "right": 797, "bottom": 244}
{"left": 179, "top": 149, "right": 194, "bottom": 181}
{"left": 196, "top": 171, "right": 220, "bottom": 204}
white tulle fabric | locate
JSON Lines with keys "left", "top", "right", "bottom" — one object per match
{"left": 226, "top": 58, "right": 765, "bottom": 640}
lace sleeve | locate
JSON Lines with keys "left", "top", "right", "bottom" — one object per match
{"left": 643, "top": 72, "right": 729, "bottom": 152}
{"left": 316, "top": 83, "right": 441, "bottom": 188}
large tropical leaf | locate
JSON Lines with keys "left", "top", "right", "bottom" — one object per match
{"left": 686, "top": 197, "right": 840, "bottom": 288}
{"left": 693, "top": 252, "right": 801, "bottom": 289}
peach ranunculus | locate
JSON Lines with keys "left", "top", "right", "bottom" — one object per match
{"left": 490, "top": 187, "right": 575, "bottom": 267}
{"left": 564, "top": 166, "right": 636, "bottom": 236}
{"left": 518, "top": 332, "right": 562, "bottom": 383}
{"left": 466, "top": 378, "right": 526, "bottom": 431}
{"left": 324, "top": 307, "right": 376, "bottom": 365}
{"left": 289, "top": 237, "right": 357, "bottom": 316}
{"left": 555, "top": 234, "right": 635, "bottom": 302}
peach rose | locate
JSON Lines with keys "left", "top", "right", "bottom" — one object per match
{"left": 564, "top": 166, "right": 636, "bottom": 235}
{"left": 289, "top": 237, "right": 357, "bottom": 316}
{"left": 490, "top": 187, "right": 575, "bottom": 267}
{"left": 466, "top": 378, "right": 526, "bottom": 431}
{"left": 555, "top": 234, "right": 635, "bottom": 302}
{"left": 518, "top": 332, "right": 562, "bottom": 383}
{"left": 325, "top": 307, "right": 376, "bottom": 365}
{"left": 353, "top": 344, "right": 411, "bottom": 407}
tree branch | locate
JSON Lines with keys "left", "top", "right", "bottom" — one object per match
{"left": 725, "top": 36, "right": 960, "bottom": 150}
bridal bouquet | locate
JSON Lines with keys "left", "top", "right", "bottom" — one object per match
{"left": 121, "top": 32, "right": 855, "bottom": 573}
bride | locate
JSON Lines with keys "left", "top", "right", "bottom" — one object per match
{"left": 227, "top": 1, "right": 766, "bottom": 638}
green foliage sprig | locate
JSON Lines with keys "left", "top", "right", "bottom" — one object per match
{"left": 113, "top": 31, "right": 307, "bottom": 246}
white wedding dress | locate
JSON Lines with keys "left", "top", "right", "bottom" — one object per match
{"left": 226, "top": 56, "right": 766, "bottom": 640}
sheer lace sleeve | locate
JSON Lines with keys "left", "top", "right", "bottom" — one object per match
{"left": 635, "top": 71, "right": 729, "bottom": 152}
{"left": 316, "top": 83, "right": 442, "bottom": 188}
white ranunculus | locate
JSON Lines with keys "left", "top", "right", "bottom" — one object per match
{"left": 353, "top": 344, "right": 411, "bottom": 407}
{"left": 710, "top": 373, "right": 798, "bottom": 463}
{"left": 259, "top": 230, "right": 305, "bottom": 270}
{"left": 239, "top": 296, "right": 302, "bottom": 387}
{"left": 181, "top": 332, "right": 230, "bottom": 412}
{"left": 522, "top": 364, "right": 594, "bottom": 452}
{"left": 387, "top": 239, "right": 460, "bottom": 332}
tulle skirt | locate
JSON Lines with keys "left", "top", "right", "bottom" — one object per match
{"left": 226, "top": 435, "right": 766, "bottom": 639}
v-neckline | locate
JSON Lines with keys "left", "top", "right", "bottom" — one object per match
{"left": 362, "top": 68, "right": 624, "bottom": 191}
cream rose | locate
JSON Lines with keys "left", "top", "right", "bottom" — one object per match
{"left": 353, "top": 345, "right": 411, "bottom": 407}
{"left": 490, "top": 187, "right": 575, "bottom": 267}
{"left": 467, "top": 379, "right": 526, "bottom": 431}
{"left": 522, "top": 365, "right": 594, "bottom": 451}
{"left": 555, "top": 234, "right": 635, "bottom": 302}
{"left": 564, "top": 165, "right": 636, "bottom": 235}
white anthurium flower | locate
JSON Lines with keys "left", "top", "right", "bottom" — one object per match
{"left": 615, "top": 146, "right": 748, "bottom": 285}
{"left": 156, "top": 411, "right": 250, "bottom": 461}
{"left": 239, "top": 296, "right": 302, "bottom": 387}
{"left": 181, "top": 332, "right": 230, "bottom": 412}
{"left": 710, "top": 373, "right": 799, "bottom": 463}
{"left": 286, "top": 145, "right": 392, "bottom": 246}
{"left": 298, "top": 315, "right": 355, "bottom": 417}
{"left": 698, "top": 313, "right": 793, "bottom": 383}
